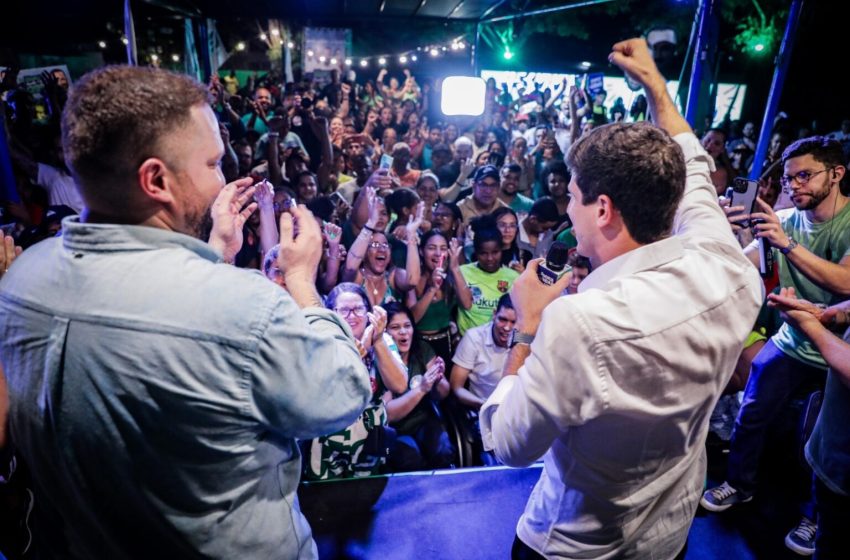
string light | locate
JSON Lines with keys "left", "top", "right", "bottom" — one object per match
{"left": 430, "top": 48, "right": 439, "bottom": 57}
{"left": 319, "top": 55, "right": 327, "bottom": 63}
{"left": 378, "top": 57, "right": 386, "bottom": 66}
{"left": 121, "top": 37, "right": 129, "bottom": 45}
{"left": 259, "top": 33, "right": 267, "bottom": 41}
{"left": 411, "top": 54, "right": 418, "bottom": 61}
{"left": 150, "top": 54, "right": 159, "bottom": 62}
{"left": 98, "top": 40, "right": 107, "bottom": 49}
{"left": 236, "top": 42, "right": 246, "bottom": 51}
{"left": 307, "top": 49, "right": 314, "bottom": 57}
{"left": 345, "top": 58, "right": 352, "bottom": 66}
{"left": 399, "top": 55, "right": 408, "bottom": 64}
{"left": 287, "top": 41, "right": 295, "bottom": 49}
{"left": 360, "top": 59, "right": 368, "bottom": 67}
{"left": 171, "top": 54, "right": 180, "bottom": 62}
{"left": 330, "top": 57, "right": 338, "bottom": 65}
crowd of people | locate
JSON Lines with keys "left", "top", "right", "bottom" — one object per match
{"left": 1, "top": 41, "right": 849, "bottom": 559}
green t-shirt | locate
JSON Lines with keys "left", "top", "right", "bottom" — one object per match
{"left": 771, "top": 202, "right": 850, "bottom": 368}
{"left": 458, "top": 263, "right": 519, "bottom": 336}
{"left": 506, "top": 193, "right": 534, "bottom": 214}
{"left": 555, "top": 227, "right": 578, "bottom": 249}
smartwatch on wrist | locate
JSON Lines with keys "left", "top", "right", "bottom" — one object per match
{"left": 780, "top": 237, "right": 798, "bottom": 255}
{"left": 508, "top": 329, "right": 535, "bottom": 348}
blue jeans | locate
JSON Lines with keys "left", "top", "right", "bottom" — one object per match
{"left": 727, "top": 340, "right": 826, "bottom": 496}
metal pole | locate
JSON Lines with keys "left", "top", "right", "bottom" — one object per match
{"left": 197, "top": 19, "right": 213, "bottom": 84}
{"left": 481, "top": 0, "right": 616, "bottom": 24}
{"left": 124, "top": 0, "right": 138, "bottom": 65}
{"left": 473, "top": 21, "right": 481, "bottom": 76}
{"left": 684, "top": 0, "right": 719, "bottom": 127}
{"left": 749, "top": 0, "right": 805, "bottom": 180}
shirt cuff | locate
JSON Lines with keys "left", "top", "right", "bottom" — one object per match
{"left": 672, "top": 132, "right": 716, "bottom": 172}
{"left": 479, "top": 375, "right": 518, "bottom": 452}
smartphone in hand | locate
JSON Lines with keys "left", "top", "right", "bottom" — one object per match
{"left": 725, "top": 178, "right": 759, "bottom": 228}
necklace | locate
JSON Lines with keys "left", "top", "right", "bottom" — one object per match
{"left": 362, "top": 268, "right": 385, "bottom": 298}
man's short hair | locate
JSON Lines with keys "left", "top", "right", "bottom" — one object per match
{"left": 567, "top": 249, "right": 592, "bottom": 271}
{"left": 566, "top": 122, "right": 686, "bottom": 245}
{"left": 454, "top": 136, "right": 473, "bottom": 149}
{"left": 502, "top": 163, "right": 522, "bottom": 175}
{"left": 496, "top": 293, "right": 514, "bottom": 313}
{"left": 62, "top": 66, "right": 209, "bottom": 204}
{"left": 431, "top": 143, "right": 452, "bottom": 157}
{"left": 781, "top": 136, "right": 845, "bottom": 169}
{"left": 529, "top": 196, "right": 560, "bottom": 223}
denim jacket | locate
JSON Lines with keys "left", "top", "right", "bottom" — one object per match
{"left": 0, "top": 218, "right": 371, "bottom": 558}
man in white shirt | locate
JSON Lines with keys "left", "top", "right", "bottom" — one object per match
{"left": 479, "top": 38, "right": 763, "bottom": 560}
{"left": 450, "top": 294, "right": 516, "bottom": 410}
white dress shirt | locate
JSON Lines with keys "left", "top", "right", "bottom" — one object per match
{"left": 480, "top": 132, "right": 763, "bottom": 559}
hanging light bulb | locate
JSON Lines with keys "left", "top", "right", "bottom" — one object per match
{"left": 360, "top": 59, "right": 369, "bottom": 67}
{"left": 399, "top": 55, "right": 408, "bottom": 64}
{"left": 345, "top": 58, "right": 352, "bottom": 66}
{"left": 307, "top": 49, "right": 314, "bottom": 57}
{"left": 378, "top": 57, "right": 386, "bottom": 66}
{"left": 411, "top": 54, "right": 418, "bottom": 62}
{"left": 259, "top": 33, "right": 267, "bottom": 41}
{"left": 287, "top": 41, "right": 295, "bottom": 49}
{"left": 171, "top": 54, "right": 180, "bottom": 62}
{"left": 430, "top": 48, "right": 439, "bottom": 57}
{"left": 236, "top": 42, "right": 246, "bottom": 51}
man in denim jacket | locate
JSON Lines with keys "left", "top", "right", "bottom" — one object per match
{"left": 0, "top": 66, "right": 370, "bottom": 559}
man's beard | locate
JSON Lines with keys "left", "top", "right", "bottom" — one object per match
{"left": 190, "top": 206, "right": 214, "bottom": 241}
{"left": 793, "top": 183, "right": 831, "bottom": 211}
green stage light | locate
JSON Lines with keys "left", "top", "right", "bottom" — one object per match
{"left": 503, "top": 48, "right": 513, "bottom": 60}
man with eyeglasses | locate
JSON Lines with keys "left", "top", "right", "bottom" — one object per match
{"left": 456, "top": 165, "right": 509, "bottom": 230}
{"left": 703, "top": 136, "right": 850, "bottom": 556}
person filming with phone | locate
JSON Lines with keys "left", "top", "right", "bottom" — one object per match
{"left": 479, "top": 38, "right": 763, "bottom": 559}
{"left": 0, "top": 66, "right": 371, "bottom": 558}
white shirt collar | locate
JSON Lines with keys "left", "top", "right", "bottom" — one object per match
{"left": 579, "top": 236, "right": 683, "bottom": 293}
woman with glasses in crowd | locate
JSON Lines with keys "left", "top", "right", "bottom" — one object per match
{"left": 492, "top": 207, "right": 524, "bottom": 274}
{"left": 431, "top": 200, "right": 464, "bottom": 242}
{"left": 343, "top": 189, "right": 421, "bottom": 307}
{"left": 414, "top": 172, "right": 440, "bottom": 232}
{"left": 382, "top": 302, "right": 455, "bottom": 471}
{"left": 305, "top": 284, "right": 408, "bottom": 480}
{"left": 407, "top": 230, "right": 472, "bottom": 367}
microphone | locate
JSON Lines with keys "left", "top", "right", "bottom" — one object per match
{"left": 537, "top": 242, "right": 572, "bottom": 286}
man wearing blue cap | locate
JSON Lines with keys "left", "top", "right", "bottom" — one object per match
{"left": 457, "top": 164, "right": 508, "bottom": 229}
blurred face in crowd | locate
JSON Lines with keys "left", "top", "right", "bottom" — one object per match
{"left": 486, "top": 131, "right": 498, "bottom": 145}
{"left": 475, "top": 240, "right": 502, "bottom": 273}
{"left": 389, "top": 77, "right": 400, "bottom": 90}
{"left": 431, "top": 149, "right": 451, "bottom": 170}
{"left": 701, "top": 130, "right": 726, "bottom": 159}
{"left": 500, "top": 168, "right": 521, "bottom": 196}
{"left": 491, "top": 305, "right": 517, "bottom": 348}
{"left": 567, "top": 264, "right": 589, "bottom": 294}
{"left": 393, "top": 146, "right": 411, "bottom": 169}
{"left": 445, "top": 124, "right": 459, "bottom": 144}
{"left": 343, "top": 118, "right": 357, "bottom": 134}
{"left": 548, "top": 172, "right": 568, "bottom": 199}
{"left": 387, "top": 312, "right": 415, "bottom": 355}
{"left": 473, "top": 176, "right": 499, "bottom": 207}
{"left": 407, "top": 112, "right": 420, "bottom": 130}
{"left": 254, "top": 88, "right": 272, "bottom": 112}
{"left": 535, "top": 128, "right": 546, "bottom": 145}
{"left": 416, "top": 177, "right": 439, "bottom": 208}
{"left": 743, "top": 122, "right": 755, "bottom": 138}
{"left": 421, "top": 232, "right": 449, "bottom": 272}
{"left": 769, "top": 133, "right": 786, "bottom": 158}
{"left": 380, "top": 107, "right": 393, "bottom": 126}
{"left": 333, "top": 292, "right": 369, "bottom": 339}
{"left": 455, "top": 142, "right": 473, "bottom": 162}
{"left": 330, "top": 116, "right": 344, "bottom": 137}
{"left": 365, "top": 232, "right": 391, "bottom": 273}
{"left": 432, "top": 203, "right": 457, "bottom": 237}
{"left": 382, "top": 128, "right": 397, "bottom": 149}
{"left": 495, "top": 212, "right": 518, "bottom": 247}
{"left": 296, "top": 174, "right": 318, "bottom": 203}
{"left": 489, "top": 141, "right": 505, "bottom": 156}
{"left": 512, "top": 137, "right": 527, "bottom": 157}
{"left": 474, "top": 125, "right": 487, "bottom": 146}
{"left": 428, "top": 126, "right": 443, "bottom": 145}
{"left": 757, "top": 175, "right": 781, "bottom": 209}
{"left": 52, "top": 69, "right": 69, "bottom": 89}
{"left": 273, "top": 189, "right": 291, "bottom": 222}
{"left": 475, "top": 151, "right": 490, "bottom": 167}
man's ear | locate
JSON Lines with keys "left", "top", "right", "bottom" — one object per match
{"left": 137, "top": 157, "right": 176, "bottom": 205}
{"left": 595, "top": 194, "right": 617, "bottom": 229}
{"left": 831, "top": 165, "right": 846, "bottom": 183}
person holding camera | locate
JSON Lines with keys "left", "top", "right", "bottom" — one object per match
{"left": 479, "top": 38, "right": 763, "bottom": 559}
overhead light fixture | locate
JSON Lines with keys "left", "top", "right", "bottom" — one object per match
{"left": 345, "top": 58, "right": 352, "bottom": 66}
{"left": 430, "top": 48, "right": 439, "bottom": 57}
{"left": 98, "top": 40, "right": 107, "bottom": 49}
{"left": 236, "top": 42, "right": 246, "bottom": 51}
{"left": 259, "top": 33, "right": 267, "bottom": 41}
{"left": 121, "top": 37, "right": 129, "bottom": 45}
{"left": 150, "top": 54, "right": 159, "bottom": 62}
{"left": 457, "top": 41, "right": 465, "bottom": 49}
{"left": 378, "top": 57, "right": 386, "bottom": 66}
{"left": 450, "top": 43, "right": 459, "bottom": 51}
{"left": 411, "top": 54, "right": 418, "bottom": 62}
{"left": 330, "top": 57, "right": 338, "bottom": 64}
{"left": 360, "top": 59, "right": 368, "bottom": 67}
{"left": 580, "top": 61, "right": 592, "bottom": 69}
{"left": 287, "top": 41, "right": 294, "bottom": 49}
{"left": 399, "top": 55, "right": 408, "bottom": 64}
{"left": 171, "top": 54, "right": 180, "bottom": 62}
{"left": 307, "top": 49, "right": 314, "bottom": 57}
{"left": 441, "top": 76, "right": 486, "bottom": 116}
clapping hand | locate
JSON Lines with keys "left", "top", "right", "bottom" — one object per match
{"left": 362, "top": 305, "right": 388, "bottom": 351}
{"left": 208, "top": 178, "right": 258, "bottom": 262}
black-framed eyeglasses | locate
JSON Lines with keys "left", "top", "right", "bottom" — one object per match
{"left": 780, "top": 167, "right": 833, "bottom": 188}
{"left": 334, "top": 305, "right": 368, "bottom": 318}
